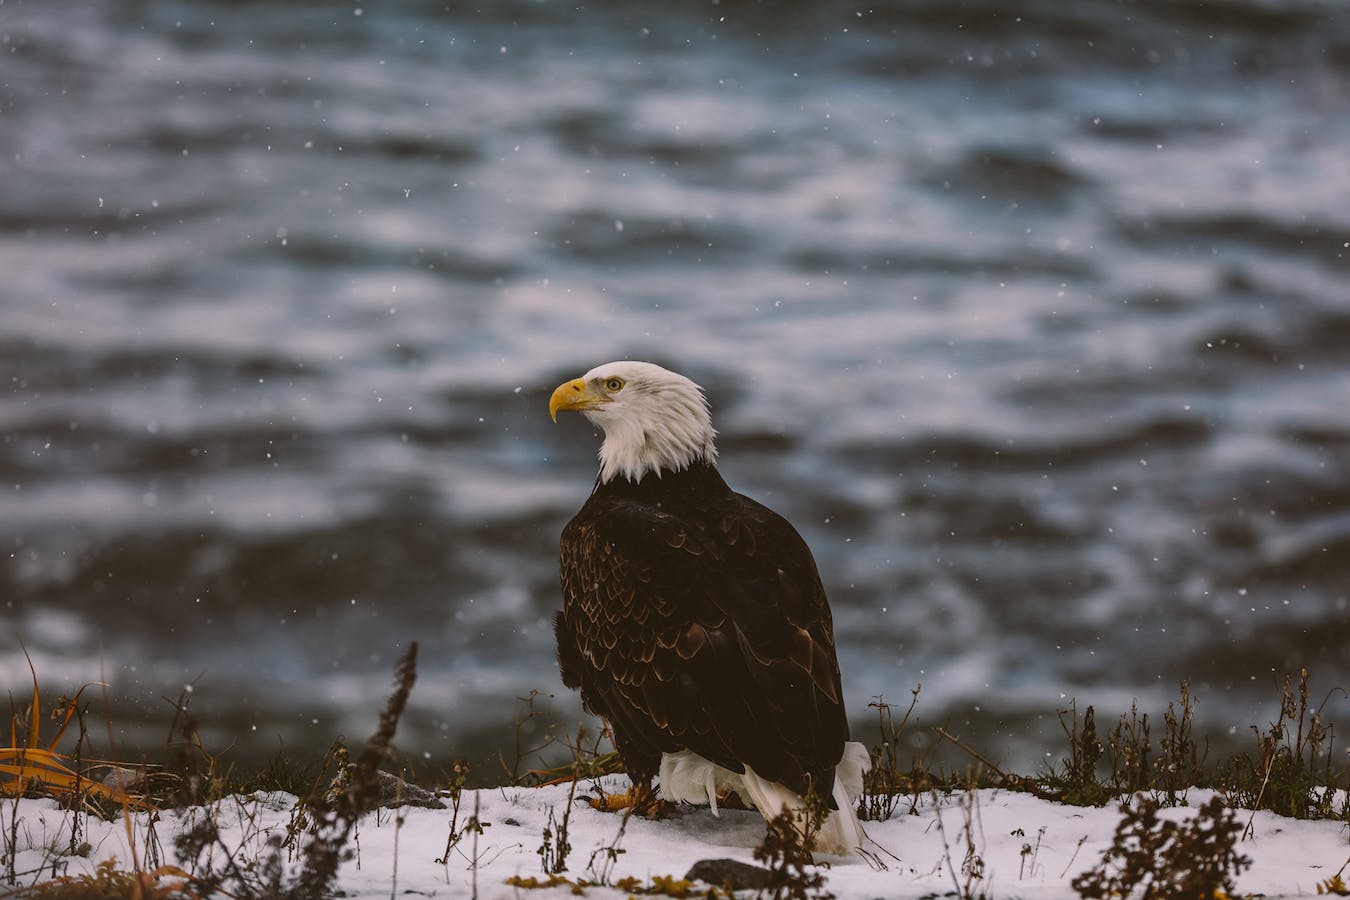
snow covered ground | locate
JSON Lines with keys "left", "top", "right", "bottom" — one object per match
{"left": 5, "top": 777, "right": 1347, "bottom": 898}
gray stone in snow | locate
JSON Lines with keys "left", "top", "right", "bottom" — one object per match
{"left": 358, "top": 767, "right": 447, "bottom": 810}
{"left": 97, "top": 765, "right": 150, "bottom": 793}
{"left": 685, "top": 858, "right": 773, "bottom": 891}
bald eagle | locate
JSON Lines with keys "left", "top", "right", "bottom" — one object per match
{"left": 549, "top": 360, "right": 868, "bottom": 855}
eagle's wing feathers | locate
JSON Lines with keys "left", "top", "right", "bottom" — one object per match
{"left": 557, "top": 490, "right": 848, "bottom": 798}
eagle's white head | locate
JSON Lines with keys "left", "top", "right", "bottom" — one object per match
{"left": 549, "top": 360, "right": 718, "bottom": 484}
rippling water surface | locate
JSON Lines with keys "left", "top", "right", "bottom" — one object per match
{"left": 3, "top": 0, "right": 1348, "bottom": 774}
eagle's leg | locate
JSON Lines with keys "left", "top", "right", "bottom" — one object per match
{"left": 585, "top": 729, "right": 671, "bottom": 817}
{"left": 585, "top": 778, "right": 669, "bottom": 817}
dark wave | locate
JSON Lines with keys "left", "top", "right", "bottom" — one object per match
{"left": 1191, "top": 307, "right": 1350, "bottom": 368}
{"left": 1280, "top": 424, "right": 1350, "bottom": 452}
{"left": 266, "top": 235, "right": 524, "bottom": 282}
{"left": 6, "top": 342, "right": 318, "bottom": 393}
{"left": 836, "top": 417, "right": 1213, "bottom": 473}
{"left": 0, "top": 195, "right": 217, "bottom": 236}
{"left": 549, "top": 109, "right": 752, "bottom": 171}
{"left": 1117, "top": 213, "right": 1350, "bottom": 270}
{"left": 916, "top": 145, "right": 1093, "bottom": 216}
{"left": 549, "top": 211, "right": 752, "bottom": 265}
{"left": 786, "top": 245, "right": 1098, "bottom": 279}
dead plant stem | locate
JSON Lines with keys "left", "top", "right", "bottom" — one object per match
{"left": 935, "top": 727, "right": 1012, "bottom": 783}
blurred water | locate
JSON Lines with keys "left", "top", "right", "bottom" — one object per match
{"left": 3, "top": 0, "right": 1348, "bottom": 775}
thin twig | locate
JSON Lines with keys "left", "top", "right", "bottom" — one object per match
{"left": 390, "top": 778, "right": 403, "bottom": 900}
{"left": 930, "top": 790, "right": 965, "bottom": 898}
{"left": 1059, "top": 834, "right": 1089, "bottom": 879}
{"left": 471, "top": 791, "right": 480, "bottom": 900}
{"left": 99, "top": 650, "right": 143, "bottom": 880}
{"left": 1242, "top": 747, "right": 1276, "bottom": 842}
{"left": 934, "top": 727, "right": 1013, "bottom": 783}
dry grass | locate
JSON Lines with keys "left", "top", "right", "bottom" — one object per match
{"left": 3, "top": 651, "right": 1347, "bottom": 898}
{"left": 2, "top": 649, "right": 148, "bottom": 816}
{"left": 3, "top": 642, "right": 421, "bottom": 898}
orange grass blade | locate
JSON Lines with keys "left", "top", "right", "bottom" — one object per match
{"left": 44, "top": 680, "right": 109, "bottom": 752}
{"left": 1, "top": 765, "right": 85, "bottom": 792}
{"left": 0, "top": 781, "right": 152, "bottom": 809}
{"left": 0, "top": 746, "right": 80, "bottom": 777}
{"left": 0, "top": 761, "right": 151, "bottom": 808}
{"left": 16, "top": 639, "right": 44, "bottom": 755}
{"left": 147, "top": 865, "right": 194, "bottom": 880}
{"left": 0, "top": 746, "right": 151, "bottom": 809}
{"left": 0, "top": 746, "right": 136, "bottom": 772}
{"left": 2, "top": 645, "right": 156, "bottom": 812}
{"left": 0, "top": 767, "right": 79, "bottom": 791}
{"left": 22, "top": 641, "right": 42, "bottom": 750}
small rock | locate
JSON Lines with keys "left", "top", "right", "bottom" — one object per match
{"left": 685, "top": 858, "right": 772, "bottom": 891}
{"left": 353, "top": 767, "right": 447, "bottom": 810}
{"left": 97, "top": 765, "right": 150, "bottom": 794}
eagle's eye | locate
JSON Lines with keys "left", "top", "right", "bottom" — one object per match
{"left": 604, "top": 377, "right": 625, "bottom": 393}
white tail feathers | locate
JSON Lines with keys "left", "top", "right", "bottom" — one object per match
{"left": 658, "top": 742, "right": 871, "bottom": 856}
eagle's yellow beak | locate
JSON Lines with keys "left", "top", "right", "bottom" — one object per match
{"left": 549, "top": 377, "right": 603, "bottom": 422}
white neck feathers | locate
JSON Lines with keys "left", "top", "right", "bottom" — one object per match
{"left": 585, "top": 363, "right": 718, "bottom": 484}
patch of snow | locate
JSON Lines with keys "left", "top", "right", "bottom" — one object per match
{"left": 4, "top": 778, "right": 1347, "bottom": 898}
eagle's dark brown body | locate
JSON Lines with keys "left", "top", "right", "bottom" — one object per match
{"left": 554, "top": 459, "right": 850, "bottom": 803}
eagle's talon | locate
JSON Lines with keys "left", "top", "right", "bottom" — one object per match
{"left": 584, "top": 784, "right": 671, "bottom": 818}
